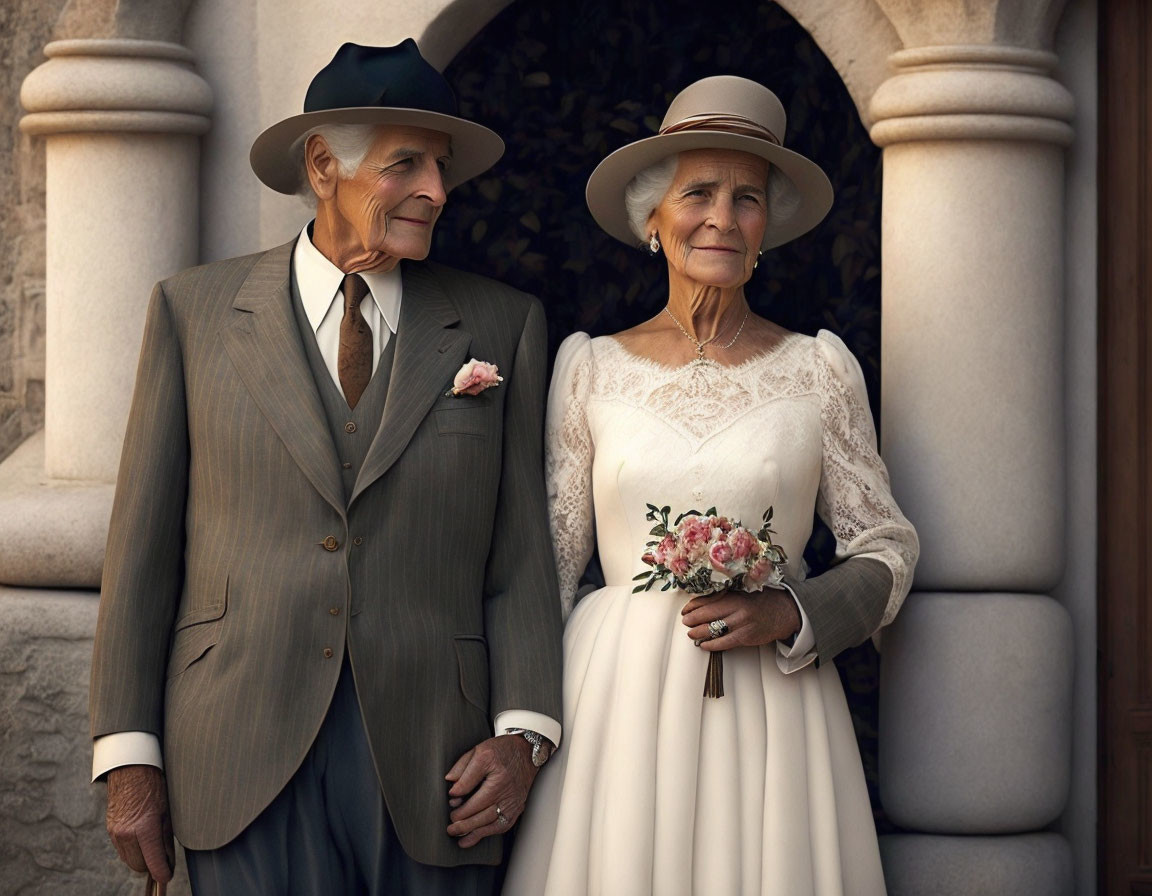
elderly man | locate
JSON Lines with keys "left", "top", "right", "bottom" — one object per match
{"left": 89, "top": 40, "right": 563, "bottom": 895}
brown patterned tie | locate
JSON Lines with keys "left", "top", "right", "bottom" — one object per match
{"left": 338, "top": 273, "right": 372, "bottom": 409}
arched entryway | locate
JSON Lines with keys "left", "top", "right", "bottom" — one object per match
{"left": 432, "top": 0, "right": 891, "bottom": 823}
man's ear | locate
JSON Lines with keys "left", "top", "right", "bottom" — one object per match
{"left": 305, "top": 134, "right": 339, "bottom": 201}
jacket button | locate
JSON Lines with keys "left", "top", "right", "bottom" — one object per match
{"left": 322, "top": 535, "right": 339, "bottom": 551}
{"left": 344, "top": 422, "right": 357, "bottom": 434}
{"left": 329, "top": 607, "right": 340, "bottom": 616}
{"left": 342, "top": 462, "right": 352, "bottom": 470}
{"left": 353, "top": 536, "right": 364, "bottom": 546}
{"left": 323, "top": 647, "right": 334, "bottom": 659}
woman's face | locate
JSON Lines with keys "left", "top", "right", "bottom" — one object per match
{"left": 647, "top": 149, "right": 770, "bottom": 290}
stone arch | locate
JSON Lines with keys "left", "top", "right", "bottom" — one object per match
{"left": 423, "top": 0, "right": 902, "bottom": 129}
{"left": 775, "top": 0, "right": 901, "bottom": 129}
{"left": 419, "top": 0, "right": 516, "bottom": 71}
{"left": 430, "top": 0, "right": 891, "bottom": 817}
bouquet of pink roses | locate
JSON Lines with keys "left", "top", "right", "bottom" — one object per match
{"left": 634, "top": 504, "right": 788, "bottom": 697}
{"left": 634, "top": 504, "right": 787, "bottom": 595}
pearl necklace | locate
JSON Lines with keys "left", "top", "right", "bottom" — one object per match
{"left": 663, "top": 305, "right": 751, "bottom": 365}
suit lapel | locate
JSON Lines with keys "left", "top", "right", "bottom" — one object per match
{"left": 220, "top": 241, "right": 346, "bottom": 517}
{"left": 352, "top": 262, "right": 471, "bottom": 505}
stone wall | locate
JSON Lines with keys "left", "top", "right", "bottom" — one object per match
{"left": 0, "top": 590, "right": 119, "bottom": 895}
{"left": 0, "top": 586, "right": 194, "bottom": 895}
{"left": 0, "top": 0, "right": 65, "bottom": 463}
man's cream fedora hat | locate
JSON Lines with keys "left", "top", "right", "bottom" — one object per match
{"left": 585, "top": 76, "right": 833, "bottom": 250}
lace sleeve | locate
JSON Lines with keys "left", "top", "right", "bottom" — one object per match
{"left": 814, "top": 330, "right": 919, "bottom": 627}
{"left": 546, "top": 333, "right": 596, "bottom": 621}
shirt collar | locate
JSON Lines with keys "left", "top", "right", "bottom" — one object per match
{"left": 292, "top": 223, "right": 403, "bottom": 334}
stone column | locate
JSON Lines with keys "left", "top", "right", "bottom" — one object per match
{"left": 0, "top": 18, "right": 207, "bottom": 892}
{"left": 20, "top": 39, "right": 211, "bottom": 482}
{"left": 869, "top": 15, "right": 1077, "bottom": 895}
{"left": 0, "top": 40, "right": 210, "bottom": 588}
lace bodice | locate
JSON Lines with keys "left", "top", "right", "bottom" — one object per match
{"left": 545, "top": 329, "right": 918, "bottom": 628}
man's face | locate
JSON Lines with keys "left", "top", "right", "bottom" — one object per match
{"left": 330, "top": 126, "right": 452, "bottom": 264}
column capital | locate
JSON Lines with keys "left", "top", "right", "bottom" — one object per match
{"left": 873, "top": 0, "right": 1068, "bottom": 51}
{"left": 869, "top": 44, "right": 1073, "bottom": 147}
{"left": 20, "top": 39, "right": 212, "bottom": 137}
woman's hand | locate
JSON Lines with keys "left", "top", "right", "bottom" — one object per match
{"left": 681, "top": 588, "right": 801, "bottom": 650}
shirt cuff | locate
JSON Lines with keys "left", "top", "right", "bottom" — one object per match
{"left": 775, "top": 582, "right": 817, "bottom": 674}
{"left": 92, "top": 731, "right": 164, "bottom": 782}
{"left": 495, "top": 710, "right": 562, "bottom": 749}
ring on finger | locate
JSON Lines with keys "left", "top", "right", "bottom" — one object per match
{"left": 709, "top": 618, "right": 730, "bottom": 639}
{"left": 495, "top": 804, "right": 510, "bottom": 827}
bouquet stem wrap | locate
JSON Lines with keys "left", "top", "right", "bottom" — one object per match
{"left": 705, "top": 653, "right": 725, "bottom": 698}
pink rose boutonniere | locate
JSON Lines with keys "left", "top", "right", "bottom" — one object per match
{"left": 448, "top": 359, "right": 503, "bottom": 397}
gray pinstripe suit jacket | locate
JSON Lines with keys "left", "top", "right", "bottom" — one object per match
{"left": 89, "top": 241, "right": 564, "bottom": 867}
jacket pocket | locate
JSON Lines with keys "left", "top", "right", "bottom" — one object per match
{"left": 453, "top": 634, "right": 490, "bottom": 713}
{"left": 435, "top": 406, "right": 488, "bottom": 438}
{"left": 168, "top": 582, "right": 228, "bottom": 679}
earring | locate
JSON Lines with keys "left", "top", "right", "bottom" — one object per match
{"left": 649, "top": 233, "right": 661, "bottom": 254}
{"left": 754, "top": 250, "right": 763, "bottom": 269}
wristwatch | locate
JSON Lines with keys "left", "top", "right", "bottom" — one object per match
{"left": 506, "top": 728, "right": 554, "bottom": 767}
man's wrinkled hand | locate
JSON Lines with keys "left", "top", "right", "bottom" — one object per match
{"left": 444, "top": 734, "right": 538, "bottom": 848}
{"left": 681, "top": 588, "right": 802, "bottom": 649}
{"left": 106, "top": 764, "right": 174, "bottom": 890}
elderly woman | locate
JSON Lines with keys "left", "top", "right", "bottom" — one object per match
{"left": 503, "top": 77, "right": 918, "bottom": 895}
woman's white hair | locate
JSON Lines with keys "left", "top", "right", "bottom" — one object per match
{"left": 292, "top": 123, "right": 381, "bottom": 205}
{"left": 624, "top": 156, "right": 678, "bottom": 245}
{"left": 623, "top": 153, "right": 801, "bottom": 248}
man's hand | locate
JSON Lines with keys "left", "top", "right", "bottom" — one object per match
{"left": 681, "top": 589, "right": 802, "bottom": 649}
{"left": 105, "top": 764, "right": 174, "bottom": 890}
{"left": 445, "top": 734, "right": 538, "bottom": 848}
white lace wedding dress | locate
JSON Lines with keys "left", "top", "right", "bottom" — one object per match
{"left": 503, "top": 330, "right": 917, "bottom": 896}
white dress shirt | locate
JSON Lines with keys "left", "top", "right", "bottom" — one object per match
{"left": 776, "top": 584, "right": 817, "bottom": 673}
{"left": 293, "top": 223, "right": 401, "bottom": 385}
{"left": 93, "top": 226, "right": 560, "bottom": 781}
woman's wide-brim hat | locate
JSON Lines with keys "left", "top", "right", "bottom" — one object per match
{"left": 586, "top": 76, "right": 833, "bottom": 250}
{"left": 250, "top": 39, "right": 505, "bottom": 194}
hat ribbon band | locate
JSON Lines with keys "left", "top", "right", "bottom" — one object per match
{"left": 660, "top": 113, "right": 781, "bottom": 145}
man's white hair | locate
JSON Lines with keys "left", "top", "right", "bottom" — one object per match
{"left": 623, "top": 152, "right": 800, "bottom": 248}
{"left": 292, "top": 124, "right": 381, "bottom": 205}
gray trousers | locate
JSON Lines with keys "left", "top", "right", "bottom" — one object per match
{"left": 185, "top": 657, "right": 501, "bottom": 896}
